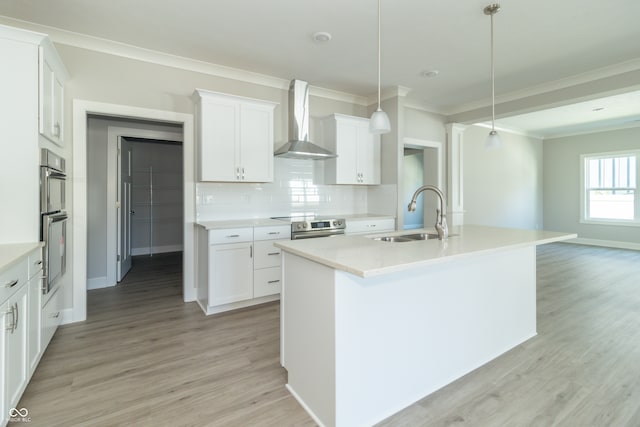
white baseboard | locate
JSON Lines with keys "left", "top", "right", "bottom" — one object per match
{"left": 567, "top": 237, "right": 640, "bottom": 251}
{"left": 60, "top": 308, "right": 75, "bottom": 325}
{"left": 131, "top": 244, "right": 183, "bottom": 256}
{"left": 87, "top": 276, "right": 115, "bottom": 290}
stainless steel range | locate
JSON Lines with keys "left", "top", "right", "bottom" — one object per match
{"left": 272, "top": 215, "right": 346, "bottom": 240}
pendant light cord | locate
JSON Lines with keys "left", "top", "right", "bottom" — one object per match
{"left": 490, "top": 11, "right": 496, "bottom": 132}
{"left": 377, "top": 0, "right": 382, "bottom": 109}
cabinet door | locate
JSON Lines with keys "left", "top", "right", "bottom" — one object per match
{"left": 357, "top": 124, "right": 381, "bottom": 185}
{"left": 239, "top": 103, "right": 274, "bottom": 182}
{"left": 5, "top": 283, "right": 28, "bottom": 410}
{"left": 334, "top": 120, "right": 359, "bottom": 184}
{"left": 199, "top": 97, "right": 239, "bottom": 182}
{"left": 0, "top": 300, "right": 7, "bottom": 427}
{"left": 39, "top": 48, "right": 64, "bottom": 146}
{"left": 27, "top": 275, "right": 42, "bottom": 376}
{"left": 209, "top": 242, "right": 254, "bottom": 306}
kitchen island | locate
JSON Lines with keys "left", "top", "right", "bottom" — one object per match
{"left": 275, "top": 225, "right": 576, "bottom": 427}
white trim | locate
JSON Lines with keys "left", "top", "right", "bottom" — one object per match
{"left": 0, "top": 16, "right": 368, "bottom": 106}
{"left": 445, "top": 58, "right": 640, "bottom": 116}
{"left": 567, "top": 238, "right": 640, "bottom": 251}
{"left": 73, "top": 100, "right": 195, "bottom": 324}
{"left": 87, "top": 276, "right": 114, "bottom": 290}
{"left": 106, "top": 126, "right": 183, "bottom": 287}
{"left": 131, "top": 244, "right": 183, "bottom": 256}
{"left": 543, "top": 120, "right": 640, "bottom": 140}
{"left": 60, "top": 308, "right": 74, "bottom": 325}
{"left": 402, "top": 137, "right": 444, "bottom": 189}
{"left": 445, "top": 123, "right": 467, "bottom": 226}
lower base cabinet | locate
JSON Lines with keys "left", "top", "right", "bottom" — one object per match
{"left": 41, "top": 287, "right": 61, "bottom": 351}
{"left": 197, "top": 224, "right": 290, "bottom": 315}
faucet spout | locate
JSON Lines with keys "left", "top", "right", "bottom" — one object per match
{"left": 407, "top": 185, "right": 449, "bottom": 240}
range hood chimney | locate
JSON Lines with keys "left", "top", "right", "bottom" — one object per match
{"left": 274, "top": 79, "right": 337, "bottom": 160}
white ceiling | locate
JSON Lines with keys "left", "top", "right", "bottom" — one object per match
{"left": 1, "top": 0, "right": 639, "bottom": 135}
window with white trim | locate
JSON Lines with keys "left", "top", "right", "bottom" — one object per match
{"left": 582, "top": 151, "right": 638, "bottom": 224}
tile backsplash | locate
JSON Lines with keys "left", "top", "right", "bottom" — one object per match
{"left": 196, "top": 158, "right": 370, "bottom": 220}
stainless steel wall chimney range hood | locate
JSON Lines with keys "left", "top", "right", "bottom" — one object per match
{"left": 274, "top": 79, "right": 337, "bottom": 160}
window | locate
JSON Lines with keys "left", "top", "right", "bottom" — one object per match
{"left": 582, "top": 151, "right": 639, "bottom": 224}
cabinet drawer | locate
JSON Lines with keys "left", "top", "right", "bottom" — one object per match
{"left": 28, "top": 248, "right": 43, "bottom": 279}
{"left": 345, "top": 218, "right": 395, "bottom": 235}
{"left": 254, "top": 267, "right": 281, "bottom": 298}
{"left": 254, "top": 225, "right": 291, "bottom": 241}
{"left": 0, "top": 256, "right": 28, "bottom": 304}
{"left": 209, "top": 227, "right": 253, "bottom": 245}
{"left": 41, "top": 287, "right": 61, "bottom": 349}
{"left": 254, "top": 241, "right": 282, "bottom": 269}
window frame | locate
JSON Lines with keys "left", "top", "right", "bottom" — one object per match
{"left": 580, "top": 149, "right": 639, "bottom": 226}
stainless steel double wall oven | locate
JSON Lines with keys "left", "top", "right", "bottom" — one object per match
{"left": 40, "top": 149, "right": 68, "bottom": 295}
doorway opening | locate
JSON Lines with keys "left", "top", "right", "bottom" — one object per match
{"left": 402, "top": 138, "right": 443, "bottom": 230}
{"left": 86, "top": 115, "right": 183, "bottom": 300}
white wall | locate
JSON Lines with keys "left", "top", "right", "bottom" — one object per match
{"left": 463, "top": 125, "right": 543, "bottom": 229}
{"left": 544, "top": 126, "right": 640, "bottom": 246}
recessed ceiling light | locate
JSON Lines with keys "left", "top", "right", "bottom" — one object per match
{"left": 592, "top": 107, "right": 605, "bottom": 111}
{"left": 421, "top": 69, "right": 439, "bottom": 78}
{"left": 312, "top": 32, "right": 332, "bottom": 42}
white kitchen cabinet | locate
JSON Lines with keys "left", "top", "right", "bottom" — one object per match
{"left": 27, "top": 250, "right": 43, "bottom": 376}
{"left": 4, "top": 281, "right": 28, "bottom": 415}
{"left": 41, "top": 287, "right": 61, "bottom": 351}
{"left": 209, "top": 242, "right": 254, "bottom": 306}
{"left": 39, "top": 39, "right": 68, "bottom": 146}
{"left": 345, "top": 217, "right": 395, "bottom": 235}
{"left": 196, "top": 224, "right": 290, "bottom": 315}
{"left": 322, "top": 114, "right": 381, "bottom": 185}
{"left": 193, "top": 89, "right": 277, "bottom": 183}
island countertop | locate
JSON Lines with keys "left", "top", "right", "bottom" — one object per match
{"left": 275, "top": 225, "right": 576, "bottom": 278}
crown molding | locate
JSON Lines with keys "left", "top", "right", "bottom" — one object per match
{"left": 541, "top": 120, "right": 640, "bottom": 140}
{"left": 0, "top": 15, "right": 367, "bottom": 105}
{"left": 445, "top": 58, "right": 640, "bottom": 116}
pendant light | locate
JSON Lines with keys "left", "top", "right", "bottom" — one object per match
{"left": 370, "top": 0, "right": 391, "bottom": 134}
{"left": 484, "top": 3, "right": 501, "bottom": 149}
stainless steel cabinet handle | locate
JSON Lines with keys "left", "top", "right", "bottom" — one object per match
{"left": 366, "top": 224, "right": 377, "bottom": 227}
{"left": 14, "top": 302, "right": 18, "bottom": 332}
{"left": 236, "top": 167, "right": 240, "bottom": 180}
{"left": 53, "top": 122, "right": 61, "bottom": 137}
{"left": 226, "top": 234, "right": 240, "bottom": 238}
{"left": 242, "top": 167, "right": 245, "bottom": 180}
{"left": 267, "top": 252, "right": 280, "bottom": 256}
{"left": 5, "top": 279, "right": 18, "bottom": 288}
{"left": 5, "top": 305, "right": 15, "bottom": 332}
{"left": 250, "top": 245, "right": 253, "bottom": 258}
{"left": 268, "top": 280, "right": 280, "bottom": 284}
{"left": 268, "top": 231, "right": 280, "bottom": 235}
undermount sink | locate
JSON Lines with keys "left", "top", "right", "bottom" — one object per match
{"left": 373, "top": 232, "right": 457, "bottom": 242}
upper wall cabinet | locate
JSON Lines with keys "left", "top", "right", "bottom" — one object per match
{"left": 39, "top": 39, "right": 68, "bottom": 147}
{"left": 193, "top": 89, "right": 278, "bottom": 182}
{"left": 322, "top": 114, "right": 381, "bottom": 185}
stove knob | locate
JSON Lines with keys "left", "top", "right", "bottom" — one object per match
{"left": 333, "top": 221, "right": 338, "bottom": 227}
{"left": 297, "top": 224, "right": 304, "bottom": 230}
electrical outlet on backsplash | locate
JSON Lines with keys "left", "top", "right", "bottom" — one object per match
{"left": 196, "top": 158, "right": 371, "bottom": 221}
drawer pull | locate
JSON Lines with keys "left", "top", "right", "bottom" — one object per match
{"left": 267, "top": 252, "right": 280, "bottom": 256}
{"left": 35, "top": 260, "right": 43, "bottom": 266}
{"left": 366, "top": 224, "right": 377, "bottom": 227}
{"left": 226, "top": 234, "right": 240, "bottom": 238}
{"left": 52, "top": 312, "right": 60, "bottom": 319}
{"left": 267, "top": 280, "right": 280, "bottom": 284}
{"left": 5, "top": 279, "right": 19, "bottom": 288}
{"left": 268, "top": 231, "right": 280, "bottom": 235}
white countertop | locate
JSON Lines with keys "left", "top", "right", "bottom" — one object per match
{"left": 0, "top": 242, "right": 43, "bottom": 272}
{"left": 196, "top": 218, "right": 287, "bottom": 230}
{"left": 275, "top": 225, "right": 577, "bottom": 278}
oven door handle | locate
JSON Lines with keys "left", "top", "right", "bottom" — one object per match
{"left": 46, "top": 170, "right": 67, "bottom": 180}
{"left": 291, "top": 229, "right": 345, "bottom": 240}
{"left": 48, "top": 213, "right": 68, "bottom": 223}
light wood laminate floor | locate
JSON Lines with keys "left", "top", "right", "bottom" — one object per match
{"left": 18, "top": 244, "right": 640, "bottom": 426}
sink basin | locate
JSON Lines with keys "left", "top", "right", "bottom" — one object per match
{"left": 373, "top": 232, "right": 457, "bottom": 242}
{"left": 374, "top": 236, "right": 414, "bottom": 243}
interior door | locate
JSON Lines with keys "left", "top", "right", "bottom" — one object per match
{"left": 117, "top": 137, "right": 133, "bottom": 281}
